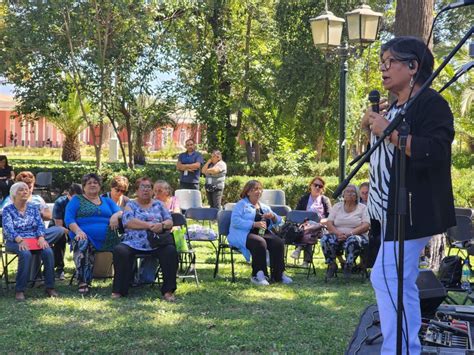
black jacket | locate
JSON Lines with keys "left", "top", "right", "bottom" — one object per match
{"left": 385, "top": 88, "right": 455, "bottom": 241}
{"left": 295, "top": 193, "right": 331, "bottom": 218}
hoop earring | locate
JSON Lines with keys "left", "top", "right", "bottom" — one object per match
{"left": 409, "top": 76, "right": 415, "bottom": 88}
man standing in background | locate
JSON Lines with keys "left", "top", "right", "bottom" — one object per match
{"left": 176, "top": 138, "right": 204, "bottom": 190}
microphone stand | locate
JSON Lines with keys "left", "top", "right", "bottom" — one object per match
{"left": 438, "top": 61, "right": 474, "bottom": 93}
{"left": 335, "top": 25, "right": 473, "bottom": 354}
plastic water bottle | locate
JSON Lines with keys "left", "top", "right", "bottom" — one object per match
{"left": 461, "top": 259, "right": 471, "bottom": 292}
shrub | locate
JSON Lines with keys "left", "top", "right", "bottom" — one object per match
{"left": 8, "top": 159, "right": 473, "bottom": 208}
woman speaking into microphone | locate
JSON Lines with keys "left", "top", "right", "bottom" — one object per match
{"left": 361, "top": 36, "right": 455, "bottom": 354}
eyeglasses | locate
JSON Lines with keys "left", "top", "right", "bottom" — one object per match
{"left": 139, "top": 184, "right": 152, "bottom": 190}
{"left": 379, "top": 57, "right": 408, "bottom": 71}
{"left": 344, "top": 191, "right": 357, "bottom": 195}
{"left": 312, "top": 183, "right": 324, "bottom": 189}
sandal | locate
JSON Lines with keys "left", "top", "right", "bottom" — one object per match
{"left": 163, "top": 292, "right": 176, "bottom": 302}
{"left": 78, "top": 284, "right": 89, "bottom": 294}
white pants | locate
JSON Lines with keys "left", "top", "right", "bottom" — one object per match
{"left": 370, "top": 228, "right": 431, "bottom": 355}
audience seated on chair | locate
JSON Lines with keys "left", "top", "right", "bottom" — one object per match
{"left": 320, "top": 184, "right": 370, "bottom": 278}
{"left": 0, "top": 155, "right": 15, "bottom": 200}
{"left": 64, "top": 173, "right": 122, "bottom": 294}
{"left": 2, "top": 182, "right": 59, "bottom": 301}
{"left": 102, "top": 175, "right": 130, "bottom": 209}
{"left": 49, "top": 183, "right": 83, "bottom": 280}
{"left": 2, "top": 171, "right": 68, "bottom": 279}
{"left": 112, "top": 177, "right": 178, "bottom": 301}
{"left": 138, "top": 179, "right": 181, "bottom": 283}
{"left": 154, "top": 180, "right": 180, "bottom": 213}
{"left": 228, "top": 180, "right": 292, "bottom": 286}
{"left": 359, "top": 182, "right": 369, "bottom": 205}
{"left": 291, "top": 176, "right": 332, "bottom": 268}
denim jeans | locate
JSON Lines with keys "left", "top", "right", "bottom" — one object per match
{"left": 5, "top": 240, "right": 55, "bottom": 292}
{"left": 45, "top": 226, "right": 68, "bottom": 272}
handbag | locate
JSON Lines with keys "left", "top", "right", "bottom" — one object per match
{"left": 146, "top": 230, "right": 175, "bottom": 249}
{"left": 300, "top": 223, "right": 324, "bottom": 245}
{"left": 279, "top": 222, "right": 304, "bottom": 244}
{"left": 205, "top": 183, "right": 218, "bottom": 192}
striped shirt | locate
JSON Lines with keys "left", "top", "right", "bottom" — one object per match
{"left": 367, "top": 106, "right": 400, "bottom": 221}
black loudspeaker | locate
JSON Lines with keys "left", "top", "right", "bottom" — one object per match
{"left": 417, "top": 269, "right": 447, "bottom": 316}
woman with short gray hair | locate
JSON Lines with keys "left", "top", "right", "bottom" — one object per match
{"left": 202, "top": 150, "right": 227, "bottom": 209}
{"left": 320, "top": 184, "right": 370, "bottom": 279}
{"left": 3, "top": 182, "right": 58, "bottom": 301}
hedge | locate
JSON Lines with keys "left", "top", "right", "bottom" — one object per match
{"left": 9, "top": 159, "right": 473, "bottom": 208}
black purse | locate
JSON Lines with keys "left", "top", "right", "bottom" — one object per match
{"left": 146, "top": 230, "right": 175, "bottom": 249}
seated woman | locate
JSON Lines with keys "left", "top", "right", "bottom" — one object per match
{"left": 0, "top": 155, "right": 15, "bottom": 199}
{"left": 65, "top": 173, "right": 122, "bottom": 294}
{"left": 2, "top": 171, "right": 68, "bottom": 278}
{"left": 291, "top": 176, "right": 332, "bottom": 267}
{"left": 228, "top": 180, "right": 292, "bottom": 286}
{"left": 153, "top": 180, "right": 180, "bottom": 213}
{"left": 102, "top": 175, "right": 130, "bottom": 209}
{"left": 2, "top": 182, "right": 58, "bottom": 300}
{"left": 320, "top": 184, "right": 370, "bottom": 278}
{"left": 112, "top": 177, "right": 178, "bottom": 301}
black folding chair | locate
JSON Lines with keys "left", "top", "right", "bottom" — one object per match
{"left": 172, "top": 212, "right": 199, "bottom": 285}
{"left": 270, "top": 205, "right": 291, "bottom": 218}
{"left": 446, "top": 215, "right": 474, "bottom": 258}
{"left": 184, "top": 207, "right": 219, "bottom": 263}
{"left": 34, "top": 172, "right": 53, "bottom": 202}
{"left": 1, "top": 245, "right": 45, "bottom": 289}
{"left": 213, "top": 210, "right": 244, "bottom": 282}
{"left": 285, "top": 210, "right": 320, "bottom": 279}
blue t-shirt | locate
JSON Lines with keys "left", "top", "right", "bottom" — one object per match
{"left": 53, "top": 195, "right": 69, "bottom": 220}
{"left": 178, "top": 150, "right": 204, "bottom": 184}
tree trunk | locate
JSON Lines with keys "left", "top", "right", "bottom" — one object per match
{"left": 245, "top": 141, "right": 254, "bottom": 165}
{"left": 133, "top": 128, "right": 146, "bottom": 165}
{"left": 395, "top": 0, "right": 434, "bottom": 47}
{"left": 254, "top": 141, "right": 261, "bottom": 163}
{"left": 62, "top": 134, "right": 81, "bottom": 161}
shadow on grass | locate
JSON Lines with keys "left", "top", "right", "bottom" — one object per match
{"left": 0, "top": 245, "right": 376, "bottom": 354}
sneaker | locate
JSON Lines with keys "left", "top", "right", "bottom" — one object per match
{"left": 281, "top": 273, "right": 293, "bottom": 284}
{"left": 326, "top": 263, "right": 338, "bottom": 279}
{"left": 251, "top": 270, "right": 269, "bottom": 286}
{"left": 290, "top": 248, "right": 301, "bottom": 259}
{"left": 301, "top": 261, "right": 309, "bottom": 268}
{"left": 55, "top": 271, "right": 65, "bottom": 281}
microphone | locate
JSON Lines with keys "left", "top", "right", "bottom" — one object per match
{"left": 368, "top": 90, "right": 380, "bottom": 113}
{"left": 441, "top": 0, "right": 474, "bottom": 11}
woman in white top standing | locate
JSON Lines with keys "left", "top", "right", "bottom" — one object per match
{"left": 320, "top": 184, "right": 370, "bottom": 278}
{"left": 202, "top": 150, "right": 227, "bottom": 210}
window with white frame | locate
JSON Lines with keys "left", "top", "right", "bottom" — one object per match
{"left": 161, "top": 128, "right": 173, "bottom": 147}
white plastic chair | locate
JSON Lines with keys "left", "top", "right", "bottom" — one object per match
{"left": 261, "top": 189, "right": 286, "bottom": 206}
{"left": 174, "top": 189, "right": 202, "bottom": 212}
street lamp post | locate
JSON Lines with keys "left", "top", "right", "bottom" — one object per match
{"left": 309, "top": 1, "right": 381, "bottom": 184}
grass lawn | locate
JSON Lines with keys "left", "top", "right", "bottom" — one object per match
{"left": 0, "top": 243, "right": 377, "bottom": 353}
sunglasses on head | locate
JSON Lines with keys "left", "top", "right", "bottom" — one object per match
{"left": 312, "top": 183, "right": 323, "bottom": 188}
